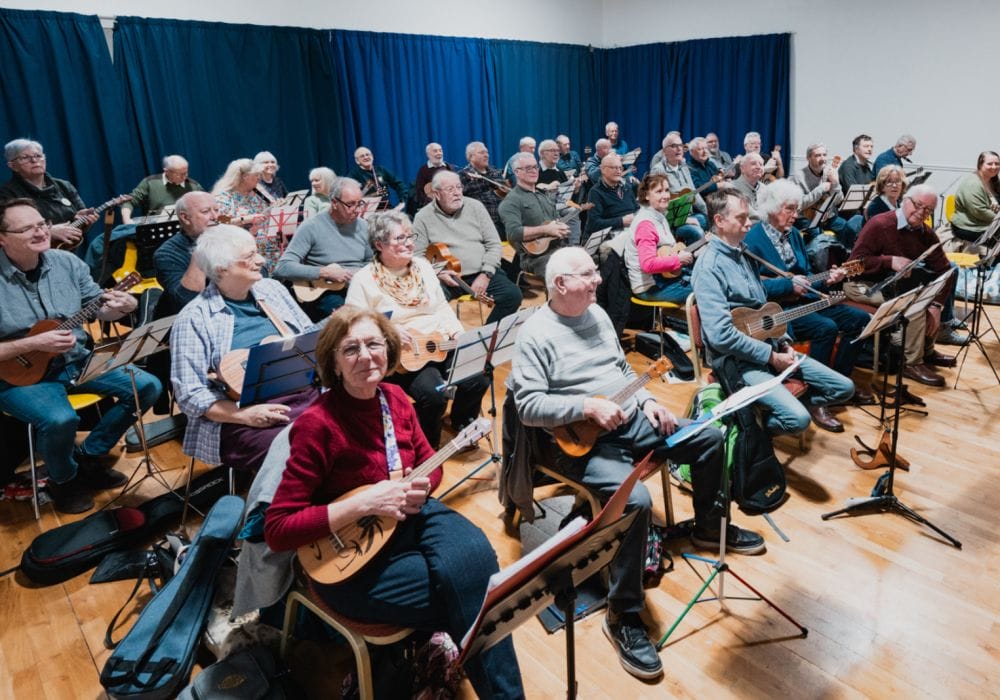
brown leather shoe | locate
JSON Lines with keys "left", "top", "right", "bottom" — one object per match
{"left": 851, "top": 385, "right": 875, "bottom": 405}
{"left": 924, "top": 349, "right": 957, "bottom": 368}
{"left": 807, "top": 405, "right": 844, "bottom": 433}
{"left": 902, "top": 363, "right": 945, "bottom": 387}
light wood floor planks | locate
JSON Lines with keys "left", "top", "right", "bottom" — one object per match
{"left": 2, "top": 295, "right": 998, "bottom": 699}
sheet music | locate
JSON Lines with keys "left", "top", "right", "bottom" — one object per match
{"left": 583, "top": 226, "right": 614, "bottom": 257}
{"left": 840, "top": 184, "right": 874, "bottom": 214}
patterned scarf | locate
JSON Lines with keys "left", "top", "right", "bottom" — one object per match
{"left": 372, "top": 259, "right": 427, "bottom": 307}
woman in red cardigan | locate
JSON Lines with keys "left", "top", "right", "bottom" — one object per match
{"left": 264, "top": 306, "right": 523, "bottom": 699}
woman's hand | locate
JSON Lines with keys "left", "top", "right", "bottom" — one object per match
{"left": 238, "top": 403, "right": 291, "bottom": 428}
{"left": 360, "top": 478, "right": 429, "bottom": 521}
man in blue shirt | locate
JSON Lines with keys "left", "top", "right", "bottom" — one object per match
{"left": 873, "top": 134, "right": 916, "bottom": 176}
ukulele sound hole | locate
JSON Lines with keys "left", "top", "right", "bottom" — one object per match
{"left": 426, "top": 341, "right": 438, "bottom": 352}
{"left": 762, "top": 317, "right": 775, "bottom": 331}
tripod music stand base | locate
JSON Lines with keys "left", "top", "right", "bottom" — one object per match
{"left": 822, "top": 494, "right": 962, "bottom": 549}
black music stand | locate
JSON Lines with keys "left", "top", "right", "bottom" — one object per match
{"left": 953, "top": 225, "right": 1000, "bottom": 388}
{"left": 823, "top": 272, "right": 962, "bottom": 549}
{"left": 134, "top": 220, "right": 182, "bottom": 278}
{"left": 807, "top": 191, "right": 838, "bottom": 230}
{"left": 437, "top": 307, "right": 537, "bottom": 500}
{"left": 839, "top": 184, "right": 875, "bottom": 216}
{"left": 237, "top": 330, "right": 321, "bottom": 407}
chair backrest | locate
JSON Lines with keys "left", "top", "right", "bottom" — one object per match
{"left": 685, "top": 293, "right": 709, "bottom": 385}
{"left": 945, "top": 194, "right": 956, "bottom": 223}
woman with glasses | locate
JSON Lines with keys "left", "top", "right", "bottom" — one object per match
{"left": 264, "top": 306, "right": 524, "bottom": 699}
{"left": 345, "top": 211, "right": 489, "bottom": 446}
{"left": 211, "top": 158, "right": 276, "bottom": 273}
{"left": 171, "top": 225, "right": 319, "bottom": 475}
{"left": 951, "top": 150, "right": 1000, "bottom": 243}
{"left": 866, "top": 165, "right": 907, "bottom": 220}
{"left": 0, "top": 138, "right": 97, "bottom": 249}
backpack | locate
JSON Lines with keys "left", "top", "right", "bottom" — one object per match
{"left": 176, "top": 645, "right": 297, "bottom": 700}
{"left": 100, "top": 495, "right": 245, "bottom": 700}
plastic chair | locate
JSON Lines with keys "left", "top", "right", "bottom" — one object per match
{"left": 629, "top": 296, "right": 684, "bottom": 359}
{"left": 452, "top": 293, "right": 485, "bottom": 324}
{"left": 944, "top": 194, "right": 956, "bottom": 223}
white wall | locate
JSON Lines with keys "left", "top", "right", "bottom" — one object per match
{"left": 0, "top": 0, "right": 603, "bottom": 45}
{"left": 602, "top": 0, "right": 1000, "bottom": 194}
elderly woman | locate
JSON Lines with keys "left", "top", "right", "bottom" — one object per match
{"left": 171, "top": 225, "right": 318, "bottom": 474}
{"left": 345, "top": 211, "right": 489, "bottom": 446}
{"left": 744, "top": 180, "right": 872, "bottom": 422}
{"left": 212, "top": 158, "right": 277, "bottom": 273}
{"left": 951, "top": 150, "right": 1000, "bottom": 243}
{"left": 623, "top": 173, "right": 696, "bottom": 304}
{"left": 264, "top": 306, "right": 523, "bottom": 698}
{"left": 303, "top": 166, "right": 336, "bottom": 217}
{"left": 254, "top": 151, "right": 288, "bottom": 201}
{"left": 866, "top": 165, "right": 907, "bottom": 220}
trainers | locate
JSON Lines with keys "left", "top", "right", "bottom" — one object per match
{"left": 47, "top": 478, "right": 94, "bottom": 514}
{"left": 936, "top": 328, "right": 968, "bottom": 346}
{"left": 691, "top": 523, "right": 766, "bottom": 555}
{"left": 602, "top": 612, "right": 663, "bottom": 680}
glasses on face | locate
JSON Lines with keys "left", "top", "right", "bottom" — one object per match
{"left": 514, "top": 165, "right": 539, "bottom": 172}
{"left": 236, "top": 250, "right": 260, "bottom": 267}
{"left": 562, "top": 269, "right": 600, "bottom": 281}
{"left": 1, "top": 220, "right": 50, "bottom": 235}
{"left": 907, "top": 200, "right": 935, "bottom": 214}
{"left": 780, "top": 203, "right": 798, "bottom": 213}
{"left": 389, "top": 234, "right": 415, "bottom": 245}
{"left": 13, "top": 153, "right": 45, "bottom": 163}
{"left": 338, "top": 338, "right": 387, "bottom": 359}
{"left": 666, "top": 143, "right": 684, "bottom": 150}
{"left": 335, "top": 197, "right": 365, "bottom": 210}
{"left": 884, "top": 180, "right": 902, "bottom": 188}
{"left": 437, "top": 185, "right": 463, "bottom": 195}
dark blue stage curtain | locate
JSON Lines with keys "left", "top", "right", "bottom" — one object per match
{"left": 114, "top": 16, "right": 346, "bottom": 197}
{"left": 489, "top": 39, "right": 602, "bottom": 164}
{"left": 329, "top": 30, "right": 501, "bottom": 190}
{"left": 0, "top": 9, "right": 139, "bottom": 210}
{"left": 602, "top": 33, "right": 790, "bottom": 173}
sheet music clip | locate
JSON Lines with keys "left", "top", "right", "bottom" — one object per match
{"left": 239, "top": 330, "right": 321, "bottom": 406}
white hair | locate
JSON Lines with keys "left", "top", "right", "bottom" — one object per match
{"left": 537, "top": 139, "right": 558, "bottom": 154}
{"left": 308, "top": 166, "right": 336, "bottom": 195}
{"left": 757, "top": 180, "right": 803, "bottom": 219}
{"left": 519, "top": 136, "right": 536, "bottom": 148}
{"left": 430, "top": 169, "right": 461, "bottom": 190}
{"left": 805, "top": 143, "right": 826, "bottom": 158}
{"left": 661, "top": 131, "right": 681, "bottom": 148}
{"left": 744, "top": 131, "right": 762, "bottom": 147}
{"left": 425, "top": 142, "right": 442, "bottom": 156}
{"left": 465, "top": 141, "right": 486, "bottom": 161}
{"left": 193, "top": 225, "right": 256, "bottom": 283}
{"left": 4, "top": 138, "right": 43, "bottom": 162}
{"left": 906, "top": 183, "right": 936, "bottom": 201}
{"left": 544, "top": 246, "right": 592, "bottom": 294}
{"left": 253, "top": 151, "right": 278, "bottom": 169}
{"left": 896, "top": 134, "right": 916, "bottom": 148}
{"left": 511, "top": 152, "right": 536, "bottom": 170}
{"left": 162, "top": 154, "right": 188, "bottom": 170}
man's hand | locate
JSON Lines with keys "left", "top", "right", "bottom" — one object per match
{"left": 643, "top": 401, "right": 678, "bottom": 436}
{"left": 75, "top": 208, "right": 98, "bottom": 226}
{"left": 890, "top": 256, "right": 913, "bottom": 274}
{"left": 583, "top": 397, "right": 626, "bottom": 431}
{"left": 622, "top": 213, "right": 635, "bottom": 227}
{"left": 677, "top": 251, "right": 694, "bottom": 266}
{"left": 470, "top": 273, "right": 490, "bottom": 297}
{"left": 769, "top": 347, "right": 797, "bottom": 372}
{"left": 238, "top": 403, "right": 291, "bottom": 428}
{"left": 27, "top": 329, "right": 76, "bottom": 354}
{"left": 437, "top": 268, "right": 462, "bottom": 287}
{"left": 791, "top": 274, "right": 810, "bottom": 296}
{"left": 49, "top": 224, "right": 82, "bottom": 247}
{"left": 319, "top": 264, "right": 353, "bottom": 283}
{"left": 100, "top": 290, "right": 137, "bottom": 315}
{"left": 549, "top": 221, "right": 570, "bottom": 238}
{"left": 827, "top": 266, "right": 847, "bottom": 284}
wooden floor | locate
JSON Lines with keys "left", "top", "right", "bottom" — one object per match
{"left": 2, "top": 294, "right": 999, "bottom": 699}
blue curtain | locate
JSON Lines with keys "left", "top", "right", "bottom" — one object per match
{"left": 114, "top": 16, "right": 346, "bottom": 196}
{"left": 329, "top": 29, "right": 500, "bottom": 188}
{"left": 603, "top": 33, "right": 790, "bottom": 172}
{"left": 0, "top": 9, "right": 139, "bottom": 209}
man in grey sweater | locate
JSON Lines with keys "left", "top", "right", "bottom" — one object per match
{"left": 510, "top": 246, "right": 763, "bottom": 682}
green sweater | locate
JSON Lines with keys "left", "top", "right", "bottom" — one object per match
{"left": 951, "top": 173, "right": 998, "bottom": 233}
{"left": 124, "top": 174, "right": 203, "bottom": 216}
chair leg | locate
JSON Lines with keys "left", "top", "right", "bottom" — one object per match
{"left": 280, "top": 589, "right": 303, "bottom": 659}
{"left": 659, "top": 460, "right": 674, "bottom": 527}
{"left": 27, "top": 425, "right": 39, "bottom": 520}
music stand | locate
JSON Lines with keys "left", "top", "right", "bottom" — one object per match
{"left": 823, "top": 272, "right": 962, "bottom": 549}
{"left": 582, "top": 226, "right": 614, "bottom": 259}
{"left": 259, "top": 203, "right": 303, "bottom": 252}
{"left": 865, "top": 240, "right": 944, "bottom": 299}
{"left": 953, "top": 234, "right": 1000, "bottom": 387}
{"left": 808, "top": 191, "right": 839, "bottom": 230}
{"left": 134, "top": 220, "right": 182, "bottom": 279}
{"left": 839, "top": 184, "right": 875, "bottom": 216}
{"left": 238, "top": 330, "right": 321, "bottom": 407}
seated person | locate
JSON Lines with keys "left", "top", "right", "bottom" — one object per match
{"left": 745, "top": 181, "right": 872, "bottom": 428}
{"left": 346, "top": 211, "right": 489, "bottom": 447}
{"left": 705, "top": 132, "right": 734, "bottom": 171}
{"left": 503, "top": 136, "right": 537, "bottom": 184}
{"left": 211, "top": 158, "right": 273, "bottom": 272}
{"left": 254, "top": 151, "right": 288, "bottom": 202}
{"left": 692, "top": 191, "right": 855, "bottom": 436}
{"left": 838, "top": 134, "right": 875, "bottom": 195}
{"left": 623, "top": 173, "right": 696, "bottom": 304}
{"left": 458, "top": 141, "right": 508, "bottom": 238}
{"left": 263, "top": 306, "right": 524, "bottom": 699}
{"left": 171, "top": 225, "right": 319, "bottom": 474}
{"left": 1, "top": 138, "right": 97, "bottom": 249}
{"left": 153, "top": 191, "right": 219, "bottom": 316}
{"left": 649, "top": 132, "right": 707, "bottom": 239}
{"left": 413, "top": 170, "right": 523, "bottom": 324}
{"left": 873, "top": 134, "right": 916, "bottom": 176}
{"left": 743, "top": 131, "right": 784, "bottom": 182}
{"left": 510, "top": 246, "right": 762, "bottom": 681}
{"left": 687, "top": 136, "right": 724, "bottom": 194}
{"left": 555, "top": 134, "right": 583, "bottom": 175}
{"left": 273, "top": 177, "right": 372, "bottom": 320}
{"left": 121, "top": 154, "right": 202, "bottom": 224}
{"left": 499, "top": 153, "right": 570, "bottom": 278}
{"left": 951, "top": 150, "right": 1000, "bottom": 243}
{"left": 0, "top": 198, "right": 161, "bottom": 513}
{"left": 584, "top": 139, "right": 612, "bottom": 185}
{"left": 605, "top": 121, "right": 629, "bottom": 156}
{"left": 586, "top": 153, "right": 638, "bottom": 236}
{"left": 790, "top": 142, "right": 863, "bottom": 249}
{"left": 303, "top": 166, "right": 336, "bottom": 218}
{"left": 843, "top": 186, "right": 958, "bottom": 388}
{"left": 412, "top": 142, "right": 453, "bottom": 209}
{"left": 729, "top": 153, "right": 765, "bottom": 223}
{"left": 866, "top": 165, "right": 906, "bottom": 220}
{"left": 347, "top": 146, "right": 408, "bottom": 209}
{"left": 537, "top": 139, "right": 584, "bottom": 245}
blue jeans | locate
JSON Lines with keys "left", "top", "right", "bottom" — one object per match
{"left": 740, "top": 356, "right": 855, "bottom": 435}
{"left": 442, "top": 270, "right": 524, "bottom": 325}
{"left": 316, "top": 498, "right": 524, "bottom": 700}
{"left": 0, "top": 364, "right": 162, "bottom": 483}
{"left": 636, "top": 277, "right": 693, "bottom": 304}
{"left": 798, "top": 214, "right": 863, "bottom": 249}
{"left": 788, "top": 304, "right": 871, "bottom": 377}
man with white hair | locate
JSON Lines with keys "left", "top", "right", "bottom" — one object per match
{"left": 743, "top": 131, "right": 783, "bottom": 180}
{"left": 605, "top": 121, "right": 628, "bottom": 156}
{"left": 791, "top": 142, "right": 863, "bottom": 248}
{"left": 729, "top": 153, "right": 765, "bottom": 223}
{"left": 510, "top": 245, "right": 760, "bottom": 681}
{"left": 650, "top": 131, "right": 707, "bottom": 239}
{"left": 153, "top": 191, "right": 219, "bottom": 316}
{"left": 873, "top": 134, "right": 917, "bottom": 176}
{"left": 347, "top": 146, "right": 408, "bottom": 209}
{"left": 498, "top": 152, "right": 569, "bottom": 276}
{"left": 555, "top": 134, "right": 582, "bottom": 175}
{"left": 584, "top": 138, "right": 612, "bottom": 184}
{"left": 503, "top": 136, "right": 537, "bottom": 183}
{"left": 412, "top": 142, "right": 453, "bottom": 209}
{"left": 705, "top": 132, "right": 734, "bottom": 171}
{"left": 121, "top": 154, "right": 203, "bottom": 224}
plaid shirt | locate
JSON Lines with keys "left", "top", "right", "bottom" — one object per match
{"left": 170, "top": 278, "right": 314, "bottom": 464}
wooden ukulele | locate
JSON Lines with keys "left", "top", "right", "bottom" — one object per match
{"left": 801, "top": 155, "right": 843, "bottom": 222}
{"left": 0, "top": 272, "right": 142, "bottom": 386}
{"left": 464, "top": 170, "right": 511, "bottom": 198}
{"left": 656, "top": 236, "right": 711, "bottom": 278}
{"left": 424, "top": 242, "right": 494, "bottom": 307}
{"left": 215, "top": 301, "right": 296, "bottom": 400}
{"left": 760, "top": 145, "right": 783, "bottom": 184}
{"left": 291, "top": 278, "right": 346, "bottom": 303}
{"left": 53, "top": 194, "right": 133, "bottom": 250}
{"left": 298, "top": 418, "right": 492, "bottom": 584}
{"left": 397, "top": 332, "right": 458, "bottom": 373}
{"left": 730, "top": 292, "right": 846, "bottom": 341}
{"left": 522, "top": 208, "right": 583, "bottom": 255}
{"left": 801, "top": 257, "right": 864, "bottom": 287}
{"left": 553, "top": 357, "right": 674, "bottom": 457}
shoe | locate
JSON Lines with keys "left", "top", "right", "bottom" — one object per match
{"left": 902, "top": 363, "right": 945, "bottom": 387}
{"left": 691, "top": 523, "right": 766, "bottom": 555}
{"left": 946, "top": 318, "right": 969, "bottom": 331}
{"left": 75, "top": 448, "right": 129, "bottom": 490}
{"left": 602, "top": 612, "right": 663, "bottom": 680}
{"left": 935, "top": 328, "right": 968, "bottom": 346}
{"left": 924, "top": 349, "right": 957, "bottom": 368}
{"left": 807, "top": 405, "right": 844, "bottom": 433}
{"left": 47, "top": 478, "right": 94, "bottom": 514}
{"left": 851, "top": 385, "right": 875, "bottom": 405}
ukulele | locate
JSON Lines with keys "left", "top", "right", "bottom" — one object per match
{"left": 291, "top": 278, "right": 346, "bottom": 303}
{"left": 760, "top": 145, "right": 783, "bottom": 184}
{"left": 53, "top": 194, "right": 133, "bottom": 250}
{"left": 397, "top": 332, "right": 458, "bottom": 372}
{"left": 553, "top": 357, "right": 674, "bottom": 457}
{"left": 298, "top": 418, "right": 492, "bottom": 585}
{"left": 801, "top": 155, "right": 843, "bottom": 222}
{"left": 424, "top": 243, "right": 494, "bottom": 307}
{"left": 522, "top": 208, "right": 583, "bottom": 255}
{"left": 464, "top": 170, "right": 512, "bottom": 198}
{"left": 656, "top": 236, "right": 711, "bottom": 278}
{"left": 730, "top": 293, "right": 846, "bottom": 341}
{"left": 0, "top": 272, "right": 142, "bottom": 386}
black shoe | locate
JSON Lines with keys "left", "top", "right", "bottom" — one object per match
{"left": 602, "top": 612, "right": 663, "bottom": 680}
{"left": 76, "top": 449, "right": 129, "bottom": 490}
{"left": 47, "top": 478, "right": 94, "bottom": 514}
{"left": 691, "top": 523, "right": 766, "bottom": 555}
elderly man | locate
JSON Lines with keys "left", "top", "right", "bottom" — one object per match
{"left": 346, "top": 146, "right": 408, "bottom": 209}
{"left": 874, "top": 134, "right": 917, "bottom": 176}
{"left": 272, "top": 177, "right": 372, "bottom": 320}
{"left": 692, "top": 190, "right": 855, "bottom": 436}
{"left": 511, "top": 245, "right": 761, "bottom": 680}
{"left": 153, "top": 191, "right": 219, "bottom": 316}
{"left": 838, "top": 134, "right": 876, "bottom": 195}
{"left": 413, "top": 171, "right": 522, "bottom": 324}
{"left": 606, "top": 121, "right": 628, "bottom": 156}
{"left": 0, "top": 199, "right": 161, "bottom": 513}
{"left": 499, "top": 153, "right": 569, "bottom": 277}
{"left": 555, "top": 134, "right": 583, "bottom": 175}
{"left": 791, "top": 143, "right": 863, "bottom": 248}
{"left": 586, "top": 153, "right": 638, "bottom": 236}
{"left": 743, "top": 132, "right": 784, "bottom": 181}
{"left": 122, "top": 155, "right": 203, "bottom": 224}
{"left": 585, "top": 138, "right": 613, "bottom": 184}
{"left": 843, "top": 185, "right": 957, "bottom": 387}
{"left": 412, "top": 142, "right": 453, "bottom": 209}
{"left": 729, "top": 153, "right": 765, "bottom": 223}
{"left": 648, "top": 132, "right": 676, "bottom": 173}
{"left": 504, "top": 136, "right": 537, "bottom": 183}
{"left": 688, "top": 136, "right": 725, "bottom": 195}
{"left": 537, "top": 139, "right": 584, "bottom": 244}
{"left": 0, "top": 139, "right": 97, "bottom": 249}
{"left": 650, "top": 131, "right": 706, "bottom": 239}
{"left": 744, "top": 181, "right": 872, "bottom": 430}
{"left": 458, "top": 141, "right": 507, "bottom": 236}
{"left": 705, "top": 132, "right": 734, "bottom": 171}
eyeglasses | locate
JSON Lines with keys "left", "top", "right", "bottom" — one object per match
{"left": 1, "top": 220, "right": 50, "bottom": 235}
{"left": 906, "top": 199, "right": 935, "bottom": 214}
{"left": 561, "top": 269, "right": 600, "bottom": 280}
{"left": 780, "top": 204, "right": 799, "bottom": 213}
{"left": 514, "top": 165, "right": 539, "bottom": 172}
{"left": 338, "top": 338, "right": 387, "bottom": 359}
{"left": 602, "top": 165, "right": 624, "bottom": 171}
{"left": 389, "top": 234, "right": 415, "bottom": 244}
{"left": 236, "top": 250, "right": 260, "bottom": 266}
{"left": 335, "top": 197, "right": 365, "bottom": 210}
{"left": 665, "top": 143, "right": 684, "bottom": 149}
{"left": 12, "top": 153, "right": 45, "bottom": 163}
{"left": 436, "top": 185, "right": 463, "bottom": 195}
